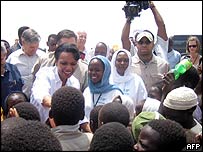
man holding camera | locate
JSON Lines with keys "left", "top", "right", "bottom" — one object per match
{"left": 122, "top": 1, "right": 168, "bottom": 60}
{"left": 121, "top": 1, "right": 170, "bottom": 93}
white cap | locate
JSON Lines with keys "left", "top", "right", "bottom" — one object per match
{"left": 163, "top": 87, "right": 198, "bottom": 110}
{"left": 136, "top": 31, "right": 154, "bottom": 42}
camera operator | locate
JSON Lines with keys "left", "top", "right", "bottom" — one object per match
{"left": 121, "top": 1, "right": 170, "bottom": 93}
{"left": 121, "top": 1, "right": 168, "bottom": 61}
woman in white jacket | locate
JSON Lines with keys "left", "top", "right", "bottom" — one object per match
{"left": 110, "top": 49, "right": 148, "bottom": 110}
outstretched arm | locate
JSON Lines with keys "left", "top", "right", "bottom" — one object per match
{"left": 150, "top": 1, "right": 168, "bottom": 41}
{"left": 121, "top": 17, "right": 132, "bottom": 51}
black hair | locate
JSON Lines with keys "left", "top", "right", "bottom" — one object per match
{"left": 90, "top": 105, "right": 103, "bottom": 133}
{"left": 96, "top": 42, "right": 108, "bottom": 51}
{"left": 1, "top": 117, "right": 27, "bottom": 136}
{"left": 48, "top": 34, "right": 57, "bottom": 41}
{"left": 54, "top": 43, "right": 80, "bottom": 61}
{"left": 4, "top": 91, "right": 29, "bottom": 116}
{"left": 56, "top": 29, "right": 77, "bottom": 45}
{"left": 1, "top": 39, "right": 10, "bottom": 50}
{"left": 89, "top": 122, "right": 135, "bottom": 151}
{"left": 173, "top": 66, "right": 200, "bottom": 89}
{"left": 147, "top": 119, "right": 186, "bottom": 151}
{"left": 51, "top": 86, "right": 85, "bottom": 126}
{"left": 13, "top": 102, "right": 40, "bottom": 121}
{"left": 18, "top": 26, "right": 30, "bottom": 44}
{"left": 1, "top": 120, "right": 62, "bottom": 151}
{"left": 148, "top": 85, "right": 163, "bottom": 101}
{"left": 98, "top": 102, "right": 130, "bottom": 127}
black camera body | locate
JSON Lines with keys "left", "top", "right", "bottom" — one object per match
{"left": 122, "top": 1, "right": 149, "bottom": 20}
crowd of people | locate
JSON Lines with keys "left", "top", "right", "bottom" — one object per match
{"left": 1, "top": 1, "right": 202, "bottom": 151}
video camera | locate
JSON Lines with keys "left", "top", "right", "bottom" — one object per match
{"left": 122, "top": 1, "right": 150, "bottom": 20}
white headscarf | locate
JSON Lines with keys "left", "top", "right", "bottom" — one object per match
{"left": 110, "top": 49, "right": 134, "bottom": 83}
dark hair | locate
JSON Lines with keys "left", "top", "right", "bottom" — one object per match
{"left": 21, "top": 28, "right": 41, "bottom": 43}
{"left": 54, "top": 43, "right": 80, "bottom": 61}
{"left": 148, "top": 85, "right": 163, "bottom": 101}
{"left": 51, "top": 86, "right": 85, "bottom": 125}
{"left": 90, "top": 105, "right": 103, "bottom": 133}
{"left": 1, "top": 39, "right": 10, "bottom": 50}
{"left": 98, "top": 102, "right": 130, "bottom": 127}
{"left": 96, "top": 42, "right": 108, "bottom": 51}
{"left": 4, "top": 91, "right": 29, "bottom": 116}
{"left": 89, "top": 122, "right": 135, "bottom": 151}
{"left": 1, "top": 117, "right": 27, "bottom": 136}
{"left": 173, "top": 66, "right": 200, "bottom": 89}
{"left": 147, "top": 119, "right": 186, "bottom": 151}
{"left": 18, "top": 26, "right": 30, "bottom": 44}
{"left": 48, "top": 34, "right": 57, "bottom": 41}
{"left": 1, "top": 120, "right": 62, "bottom": 151}
{"left": 56, "top": 29, "right": 77, "bottom": 45}
{"left": 13, "top": 102, "right": 40, "bottom": 121}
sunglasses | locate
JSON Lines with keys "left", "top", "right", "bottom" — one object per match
{"left": 188, "top": 45, "right": 197, "bottom": 48}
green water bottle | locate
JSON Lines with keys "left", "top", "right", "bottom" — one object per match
{"left": 173, "top": 58, "right": 193, "bottom": 80}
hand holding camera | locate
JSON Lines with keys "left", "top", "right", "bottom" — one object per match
{"left": 122, "top": 1, "right": 150, "bottom": 21}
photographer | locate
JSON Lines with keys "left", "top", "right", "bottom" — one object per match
{"left": 121, "top": 1, "right": 170, "bottom": 93}
{"left": 121, "top": 1, "right": 168, "bottom": 61}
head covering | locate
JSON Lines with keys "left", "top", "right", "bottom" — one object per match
{"left": 163, "top": 87, "right": 198, "bottom": 110}
{"left": 136, "top": 31, "right": 154, "bottom": 42}
{"left": 131, "top": 111, "right": 165, "bottom": 141}
{"left": 88, "top": 55, "right": 123, "bottom": 94}
{"left": 110, "top": 49, "right": 134, "bottom": 83}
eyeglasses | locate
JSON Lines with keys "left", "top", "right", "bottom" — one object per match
{"left": 137, "top": 40, "right": 151, "bottom": 45}
{"left": 188, "top": 45, "right": 197, "bottom": 48}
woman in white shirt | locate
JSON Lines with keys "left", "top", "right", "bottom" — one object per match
{"left": 110, "top": 49, "right": 148, "bottom": 110}
{"left": 30, "top": 43, "right": 80, "bottom": 122}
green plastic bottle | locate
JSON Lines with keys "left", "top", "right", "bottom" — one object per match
{"left": 173, "top": 58, "right": 193, "bottom": 80}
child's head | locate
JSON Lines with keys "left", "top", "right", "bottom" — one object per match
{"left": 51, "top": 86, "right": 85, "bottom": 126}
{"left": 5, "top": 91, "right": 29, "bottom": 116}
{"left": 89, "top": 105, "right": 103, "bottom": 133}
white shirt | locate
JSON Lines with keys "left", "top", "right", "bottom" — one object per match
{"left": 6, "top": 48, "right": 46, "bottom": 98}
{"left": 30, "top": 66, "right": 80, "bottom": 122}
{"left": 167, "top": 49, "right": 181, "bottom": 69}
{"left": 114, "top": 77, "right": 147, "bottom": 108}
{"left": 82, "top": 87, "right": 123, "bottom": 122}
{"left": 110, "top": 49, "right": 148, "bottom": 108}
{"left": 153, "top": 36, "right": 169, "bottom": 62}
{"left": 142, "top": 97, "right": 161, "bottom": 112}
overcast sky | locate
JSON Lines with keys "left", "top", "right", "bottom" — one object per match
{"left": 1, "top": 1, "right": 202, "bottom": 49}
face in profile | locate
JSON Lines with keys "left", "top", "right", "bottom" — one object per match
{"left": 134, "top": 124, "right": 160, "bottom": 151}
{"left": 88, "top": 58, "right": 104, "bottom": 84}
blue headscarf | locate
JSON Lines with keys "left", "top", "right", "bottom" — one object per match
{"left": 88, "top": 55, "right": 123, "bottom": 94}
